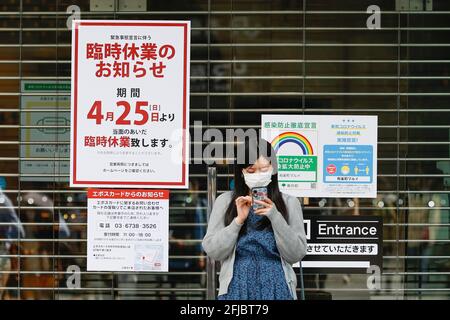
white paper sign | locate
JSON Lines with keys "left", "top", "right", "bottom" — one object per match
{"left": 87, "top": 189, "right": 169, "bottom": 272}
{"left": 70, "top": 20, "right": 190, "bottom": 188}
{"left": 20, "top": 81, "right": 70, "bottom": 182}
{"left": 261, "top": 114, "right": 378, "bottom": 198}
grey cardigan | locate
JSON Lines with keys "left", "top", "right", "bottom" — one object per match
{"left": 201, "top": 191, "right": 307, "bottom": 299}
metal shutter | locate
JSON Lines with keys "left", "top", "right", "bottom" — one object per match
{"left": 0, "top": 0, "right": 449, "bottom": 300}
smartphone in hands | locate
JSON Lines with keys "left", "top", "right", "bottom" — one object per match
{"left": 251, "top": 187, "right": 268, "bottom": 210}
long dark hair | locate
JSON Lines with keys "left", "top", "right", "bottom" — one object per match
{"left": 224, "top": 138, "right": 288, "bottom": 234}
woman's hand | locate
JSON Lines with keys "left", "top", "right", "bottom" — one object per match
{"left": 254, "top": 197, "right": 274, "bottom": 216}
{"left": 235, "top": 196, "right": 252, "bottom": 224}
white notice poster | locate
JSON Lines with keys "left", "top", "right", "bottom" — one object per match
{"left": 261, "top": 114, "right": 377, "bottom": 198}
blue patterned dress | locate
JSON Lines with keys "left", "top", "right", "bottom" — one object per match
{"left": 217, "top": 207, "right": 293, "bottom": 300}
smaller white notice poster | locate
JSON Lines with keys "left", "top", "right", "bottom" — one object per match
{"left": 87, "top": 189, "right": 169, "bottom": 272}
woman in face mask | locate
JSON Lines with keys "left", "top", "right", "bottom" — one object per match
{"left": 202, "top": 138, "right": 307, "bottom": 300}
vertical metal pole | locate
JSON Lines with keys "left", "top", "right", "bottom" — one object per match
{"left": 299, "top": 261, "right": 305, "bottom": 300}
{"left": 112, "top": 1, "right": 117, "bottom": 301}
{"left": 17, "top": 0, "right": 23, "bottom": 300}
{"left": 206, "top": 166, "right": 217, "bottom": 300}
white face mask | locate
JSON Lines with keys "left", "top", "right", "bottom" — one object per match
{"left": 242, "top": 167, "right": 273, "bottom": 189}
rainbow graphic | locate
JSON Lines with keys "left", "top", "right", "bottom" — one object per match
{"left": 271, "top": 131, "right": 314, "bottom": 155}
